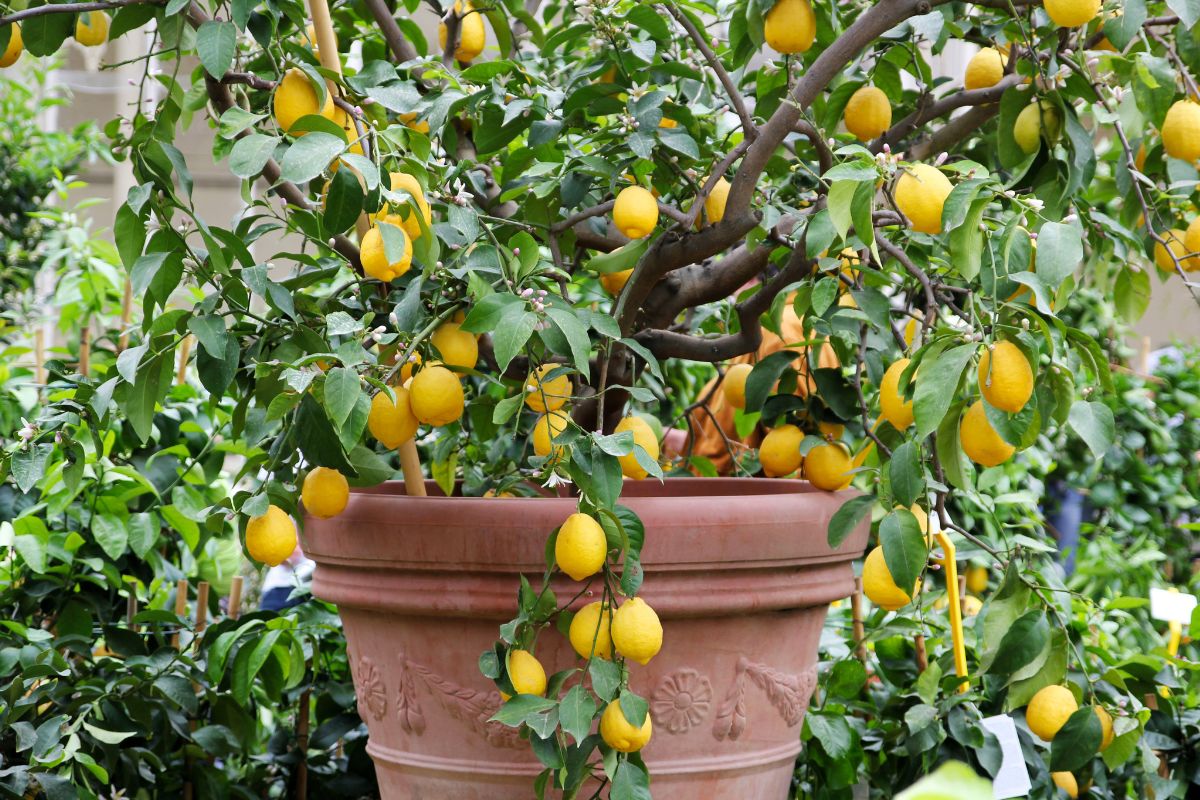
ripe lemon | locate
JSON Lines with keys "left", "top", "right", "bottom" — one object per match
{"left": 612, "top": 597, "right": 662, "bottom": 665}
{"left": 904, "top": 313, "right": 922, "bottom": 348}
{"left": 438, "top": 1, "right": 486, "bottom": 62}
{"left": 556, "top": 513, "right": 608, "bottom": 580}
{"left": 532, "top": 410, "right": 570, "bottom": 459}
{"left": 961, "top": 595, "right": 983, "bottom": 617}
{"left": 1051, "top": 772, "right": 1078, "bottom": 798}
{"left": 614, "top": 416, "right": 659, "bottom": 479}
{"left": 1153, "top": 228, "right": 1188, "bottom": 273}
{"left": 1094, "top": 705, "right": 1114, "bottom": 750}
{"left": 704, "top": 176, "right": 730, "bottom": 225}
{"left": 844, "top": 86, "right": 892, "bottom": 141}
{"left": 600, "top": 701, "right": 653, "bottom": 752}
{"left": 1, "top": 24, "right": 23, "bottom": 68}
{"left": 880, "top": 359, "right": 915, "bottom": 429}
{"left": 978, "top": 340, "right": 1033, "bottom": 413}
{"left": 1044, "top": 0, "right": 1100, "bottom": 27}
{"left": 613, "top": 186, "right": 659, "bottom": 239}
{"left": 360, "top": 222, "right": 412, "bottom": 282}
{"left": 569, "top": 601, "right": 613, "bottom": 659}
{"left": 1014, "top": 100, "right": 1062, "bottom": 154}
{"left": 818, "top": 420, "right": 845, "bottom": 439}
{"left": 1163, "top": 100, "right": 1200, "bottom": 163}
{"left": 75, "top": 11, "right": 109, "bottom": 46}
{"left": 600, "top": 268, "right": 633, "bottom": 296}
{"left": 1184, "top": 218, "right": 1200, "bottom": 270}
{"left": 400, "top": 112, "right": 431, "bottom": 134}
{"left": 302, "top": 467, "right": 349, "bottom": 519}
{"left": 862, "top": 546, "right": 921, "bottom": 610}
{"left": 273, "top": 68, "right": 335, "bottom": 135}
{"left": 960, "top": 400, "right": 1015, "bottom": 467}
{"left": 501, "top": 649, "right": 547, "bottom": 700}
{"left": 378, "top": 172, "right": 433, "bottom": 240}
{"left": 763, "top": 0, "right": 815, "bottom": 54}
{"left": 397, "top": 352, "right": 422, "bottom": 384}
{"left": 368, "top": 387, "right": 418, "bottom": 448}
{"left": 245, "top": 505, "right": 297, "bottom": 567}
{"left": 430, "top": 321, "right": 478, "bottom": 372}
{"left": 805, "top": 443, "right": 853, "bottom": 490}
{"left": 759, "top": 424, "right": 803, "bottom": 477}
{"left": 524, "top": 364, "right": 571, "bottom": 412}
{"left": 1026, "top": 684, "right": 1078, "bottom": 741}
{"left": 723, "top": 363, "right": 753, "bottom": 409}
{"left": 409, "top": 365, "right": 464, "bottom": 426}
{"left": 966, "top": 564, "right": 989, "bottom": 594}
{"left": 964, "top": 47, "right": 1005, "bottom": 90}
{"left": 894, "top": 163, "right": 953, "bottom": 234}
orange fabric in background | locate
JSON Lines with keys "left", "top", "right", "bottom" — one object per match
{"left": 680, "top": 307, "right": 840, "bottom": 475}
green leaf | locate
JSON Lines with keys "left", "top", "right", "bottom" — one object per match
{"left": 11, "top": 444, "right": 51, "bottom": 493}
{"left": 889, "top": 441, "right": 924, "bottom": 507}
{"left": 490, "top": 694, "right": 558, "bottom": 726}
{"left": 806, "top": 713, "right": 854, "bottom": 759}
{"left": 1005, "top": 628, "right": 1068, "bottom": 710}
{"left": 295, "top": 394, "right": 356, "bottom": 473}
{"left": 323, "top": 165, "right": 365, "bottom": 234}
{"left": 744, "top": 350, "right": 799, "bottom": 412}
{"left": 559, "top": 685, "right": 597, "bottom": 744}
{"left": 587, "top": 238, "right": 648, "bottom": 274}
{"left": 1067, "top": 400, "right": 1114, "bottom": 459}
{"left": 20, "top": 5, "right": 73, "bottom": 56}
{"left": 187, "top": 315, "right": 229, "bottom": 358}
{"left": 279, "top": 133, "right": 344, "bottom": 185}
{"left": 610, "top": 760, "right": 652, "bottom": 800}
{"left": 896, "top": 762, "right": 992, "bottom": 800}
{"left": 1050, "top": 706, "right": 1103, "bottom": 770}
{"left": 989, "top": 610, "right": 1049, "bottom": 681}
{"left": 197, "top": 20, "right": 237, "bottom": 78}
{"left": 589, "top": 660, "right": 621, "bottom": 702}
{"left": 544, "top": 307, "right": 592, "bottom": 380}
{"left": 878, "top": 509, "right": 926, "bottom": 598}
{"left": 323, "top": 367, "right": 361, "bottom": 428}
{"left": 228, "top": 134, "right": 280, "bottom": 179}
{"left": 1168, "top": 0, "right": 1200, "bottom": 28}
{"left": 828, "top": 493, "right": 874, "bottom": 548}
{"left": 913, "top": 344, "right": 975, "bottom": 436}
{"left": 461, "top": 293, "right": 524, "bottom": 333}
{"left": 1035, "top": 222, "right": 1083, "bottom": 291}
{"left": 1113, "top": 266, "right": 1151, "bottom": 323}
{"left": 128, "top": 512, "right": 159, "bottom": 559}
{"left": 491, "top": 305, "right": 537, "bottom": 372}
{"left": 618, "top": 691, "right": 648, "bottom": 727}
{"left": 125, "top": 351, "right": 173, "bottom": 443}
{"left": 92, "top": 514, "right": 129, "bottom": 560}
{"left": 827, "top": 659, "right": 867, "bottom": 699}
{"left": 948, "top": 197, "right": 988, "bottom": 281}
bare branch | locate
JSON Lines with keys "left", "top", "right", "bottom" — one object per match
{"left": 908, "top": 103, "right": 1002, "bottom": 161}
{"left": 874, "top": 72, "right": 1023, "bottom": 153}
{"left": 661, "top": 3, "right": 756, "bottom": 139}
{"left": 1, "top": 0, "right": 158, "bottom": 25}
{"left": 551, "top": 200, "right": 616, "bottom": 234}
{"left": 441, "top": 5, "right": 462, "bottom": 67}
{"left": 363, "top": 0, "right": 419, "bottom": 63}
{"left": 793, "top": 120, "right": 832, "bottom": 175}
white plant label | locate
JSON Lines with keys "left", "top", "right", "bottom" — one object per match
{"left": 980, "top": 714, "right": 1031, "bottom": 799}
{"left": 1150, "top": 587, "right": 1197, "bottom": 624}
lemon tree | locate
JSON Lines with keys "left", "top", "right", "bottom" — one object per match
{"left": 2, "top": 0, "right": 1200, "bottom": 795}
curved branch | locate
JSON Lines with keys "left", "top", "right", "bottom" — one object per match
{"left": 363, "top": 0, "right": 419, "bottom": 63}
{"left": 1, "top": 0, "right": 159, "bottom": 25}
{"left": 661, "top": 3, "right": 756, "bottom": 139}
{"left": 908, "top": 103, "right": 1001, "bottom": 161}
{"left": 794, "top": 120, "right": 832, "bottom": 176}
{"left": 551, "top": 200, "right": 616, "bottom": 234}
{"left": 873, "top": 72, "right": 1023, "bottom": 153}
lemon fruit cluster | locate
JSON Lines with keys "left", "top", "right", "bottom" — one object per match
{"left": 555, "top": 512, "right": 608, "bottom": 581}
{"left": 862, "top": 546, "right": 921, "bottom": 610}
{"left": 763, "top": 0, "right": 815, "bottom": 54}
{"left": 894, "top": 164, "right": 953, "bottom": 234}
{"left": 378, "top": 172, "right": 433, "bottom": 240}
{"left": 525, "top": 364, "right": 572, "bottom": 461}
{"left": 301, "top": 466, "right": 350, "bottom": 519}
{"left": 1025, "top": 684, "right": 1077, "bottom": 741}
{"left": 360, "top": 223, "right": 413, "bottom": 282}
{"left": 245, "top": 505, "right": 298, "bottom": 567}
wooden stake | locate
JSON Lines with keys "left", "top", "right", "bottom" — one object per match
{"left": 79, "top": 323, "right": 90, "bottom": 376}
{"left": 294, "top": 687, "right": 312, "bottom": 799}
{"left": 34, "top": 329, "right": 45, "bottom": 386}
{"left": 851, "top": 577, "right": 867, "bottom": 663}
{"left": 1139, "top": 335, "right": 1152, "bottom": 377}
{"left": 399, "top": 440, "right": 427, "bottom": 496}
{"left": 228, "top": 576, "right": 244, "bottom": 620}
{"left": 173, "top": 579, "right": 189, "bottom": 648}
{"left": 914, "top": 633, "right": 928, "bottom": 673}
{"left": 118, "top": 277, "right": 133, "bottom": 352}
{"left": 176, "top": 335, "right": 193, "bottom": 385}
{"left": 195, "top": 581, "right": 210, "bottom": 637}
{"left": 126, "top": 587, "right": 137, "bottom": 626}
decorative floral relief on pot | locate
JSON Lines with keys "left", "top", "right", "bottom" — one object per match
{"left": 651, "top": 669, "right": 713, "bottom": 734}
{"left": 394, "top": 653, "right": 426, "bottom": 735}
{"left": 392, "top": 654, "right": 524, "bottom": 749}
{"left": 352, "top": 654, "right": 388, "bottom": 721}
{"left": 713, "top": 657, "right": 818, "bottom": 741}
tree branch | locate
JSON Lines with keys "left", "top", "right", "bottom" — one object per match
{"left": 1, "top": 0, "right": 159, "bottom": 25}
{"left": 873, "top": 72, "right": 1023, "bottom": 153}
{"left": 661, "top": 3, "right": 755, "bottom": 139}
{"left": 907, "top": 102, "right": 1003, "bottom": 161}
{"left": 794, "top": 120, "right": 832, "bottom": 175}
{"left": 362, "top": 0, "right": 419, "bottom": 63}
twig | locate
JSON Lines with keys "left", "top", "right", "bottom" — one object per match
{"left": 661, "top": 3, "right": 755, "bottom": 139}
{"left": 0, "top": 0, "right": 159, "bottom": 25}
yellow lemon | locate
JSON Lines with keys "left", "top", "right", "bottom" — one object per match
{"left": 704, "top": 176, "right": 730, "bottom": 225}
{"left": 1044, "top": 0, "right": 1100, "bottom": 27}
{"left": 600, "top": 268, "right": 633, "bottom": 296}
{"left": 409, "top": 365, "right": 464, "bottom": 426}
{"left": 613, "top": 185, "right": 659, "bottom": 239}
{"left": 759, "top": 424, "right": 804, "bottom": 477}
{"left": 1154, "top": 228, "right": 1188, "bottom": 273}
{"left": 804, "top": 443, "right": 853, "bottom": 491}
{"left": 961, "top": 595, "right": 983, "bottom": 617}
{"left": 904, "top": 313, "right": 923, "bottom": 348}
{"left": 615, "top": 416, "right": 659, "bottom": 479}
{"left": 245, "top": 505, "right": 297, "bottom": 567}
{"left": 301, "top": 466, "right": 350, "bottom": 519}
{"left": 894, "top": 163, "right": 953, "bottom": 234}
{"left": 600, "top": 700, "right": 653, "bottom": 753}
{"left": 532, "top": 410, "right": 570, "bottom": 460}
{"left": 400, "top": 112, "right": 431, "bottom": 134}
{"left": 978, "top": 340, "right": 1034, "bottom": 413}
{"left": 1184, "top": 217, "right": 1200, "bottom": 270}
{"left": 818, "top": 420, "right": 845, "bottom": 439}
{"left": 1095, "top": 705, "right": 1114, "bottom": 750}
{"left": 556, "top": 512, "right": 608, "bottom": 580}
{"left": 964, "top": 47, "right": 1005, "bottom": 90}
{"left": 723, "top": 363, "right": 753, "bottom": 409}
{"left": 438, "top": 1, "right": 486, "bottom": 62}
{"left": 430, "top": 321, "right": 478, "bottom": 372}
{"left": 502, "top": 649, "right": 547, "bottom": 699}
{"left": 880, "top": 359, "right": 915, "bottom": 429}
{"left": 524, "top": 364, "right": 571, "bottom": 412}
{"left": 1163, "top": 100, "right": 1200, "bottom": 163}
{"left": 1026, "top": 684, "right": 1078, "bottom": 741}
{"left": 844, "top": 86, "right": 892, "bottom": 141}
{"left": 75, "top": 11, "right": 109, "bottom": 46}
{"left": 368, "top": 387, "right": 418, "bottom": 448}
{"left": 611, "top": 597, "right": 662, "bottom": 665}
{"left": 360, "top": 223, "right": 413, "bottom": 282}
{"left": 1051, "top": 772, "right": 1078, "bottom": 798}
{"left": 397, "top": 351, "right": 423, "bottom": 383}
{"left": 862, "top": 546, "right": 921, "bottom": 611}
{"left": 378, "top": 172, "right": 433, "bottom": 240}
{"left": 1014, "top": 100, "right": 1062, "bottom": 154}
{"left": 966, "top": 564, "right": 989, "bottom": 594}
{"left": 1, "top": 24, "right": 23, "bottom": 68}
{"left": 273, "top": 68, "right": 335, "bottom": 135}
{"left": 763, "top": 0, "right": 815, "bottom": 54}
{"left": 569, "top": 601, "right": 613, "bottom": 659}
{"left": 960, "top": 400, "right": 1015, "bottom": 467}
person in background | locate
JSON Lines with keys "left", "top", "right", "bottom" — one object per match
{"left": 259, "top": 543, "right": 315, "bottom": 612}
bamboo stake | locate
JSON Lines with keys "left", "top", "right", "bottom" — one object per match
{"left": 172, "top": 579, "right": 189, "bottom": 648}
{"left": 118, "top": 277, "right": 133, "bottom": 352}
{"left": 228, "top": 576, "right": 244, "bottom": 620}
{"left": 294, "top": 687, "right": 311, "bottom": 799}
{"left": 33, "top": 329, "right": 45, "bottom": 386}
{"left": 176, "top": 335, "right": 193, "bottom": 385}
{"left": 306, "top": 0, "right": 426, "bottom": 499}
{"left": 79, "top": 323, "right": 90, "bottom": 376}
{"left": 934, "top": 531, "right": 969, "bottom": 692}
{"left": 126, "top": 587, "right": 137, "bottom": 626}
{"left": 195, "top": 582, "right": 210, "bottom": 636}
{"left": 851, "top": 577, "right": 867, "bottom": 663}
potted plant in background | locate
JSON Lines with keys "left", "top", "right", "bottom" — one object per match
{"left": 2, "top": 0, "right": 1198, "bottom": 796}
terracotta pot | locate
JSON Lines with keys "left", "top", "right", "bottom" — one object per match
{"left": 304, "top": 478, "right": 869, "bottom": 799}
